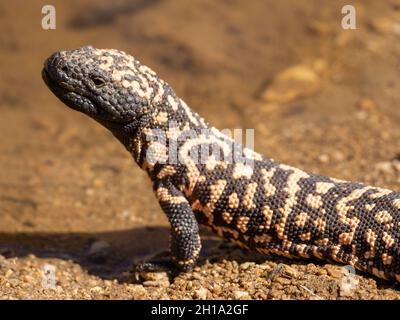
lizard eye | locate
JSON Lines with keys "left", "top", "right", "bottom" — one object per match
{"left": 91, "top": 75, "right": 106, "bottom": 87}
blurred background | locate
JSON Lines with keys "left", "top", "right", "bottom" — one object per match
{"left": 1, "top": 0, "right": 400, "bottom": 299}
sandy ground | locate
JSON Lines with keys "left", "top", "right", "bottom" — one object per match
{"left": 1, "top": 0, "right": 400, "bottom": 299}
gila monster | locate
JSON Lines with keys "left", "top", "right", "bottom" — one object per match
{"left": 42, "top": 45, "right": 400, "bottom": 282}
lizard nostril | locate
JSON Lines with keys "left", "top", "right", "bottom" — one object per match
{"left": 51, "top": 52, "right": 61, "bottom": 66}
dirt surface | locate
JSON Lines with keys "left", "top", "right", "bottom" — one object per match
{"left": 1, "top": 0, "right": 400, "bottom": 299}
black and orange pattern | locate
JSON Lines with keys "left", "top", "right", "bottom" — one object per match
{"left": 43, "top": 46, "right": 400, "bottom": 281}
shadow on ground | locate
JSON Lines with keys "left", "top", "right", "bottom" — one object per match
{"left": 0, "top": 227, "right": 397, "bottom": 292}
{"left": 0, "top": 227, "right": 170, "bottom": 281}
{"left": 0, "top": 227, "right": 273, "bottom": 282}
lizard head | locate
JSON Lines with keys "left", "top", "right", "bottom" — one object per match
{"left": 42, "top": 45, "right": 159, "bottom": 128}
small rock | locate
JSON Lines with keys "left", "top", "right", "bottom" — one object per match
{"left": 318, "top": 154, "right": 330, "bottom": 164}
{"left": 142, "top": 279, "right": 170, "bottom": 288}
{"left": 274, "top": 277, "right": 291, "bottom": 285}
{"left": 339, "top": 280, "right": 358, "bottom": 298}
{"left": 331, "top": 151, "right": 345, "bottom": 162}
{"left": 83, "top": 293, "right": 91, "bottom": 299}
{"left": 375, "top": 161, "right": 393, "bottom": 174}
{"left": 325, "top": 265, "right": 344, "bottom": 279}
{"left": 74, "top": 201, "right": 83, "bottom": 208}
{"left": 355, "top": 111, "right": 368, "bottom": 120}
{"left": 90, "top": 286, "right": 104, "bottom": 294}
{"left": 391, "top": 159, "right": 400, "bottom": 172}
{"left": 89, "top": 240, "right": 110, "bottom": 254}
{"left": 119, "top": 209, "right": 131, "bottom": 219}
{"left": 210, "top": 284, "right": 222, "bottom": 295}
{"left": 269, "top": 264, "right": 297, "bottom": 279}
{"left": 358, "top": 98, "right": 376, "bottom": 111}
{"left": 316, "top": 269, "right": 327, "bottom": 276}
{"left": 393, "top": 23, "right": 400, "bottom": 35}
{"left": 191, "top": 273, "right": 203, "bottom": 280}
{"left": 4, "top": 269, "right": 13, "bottom": 278}
{"left": 88, "top": 240, "right": 111, "bottom": 263}
{"left": 268, "top": 289, "right": 284, "bottom": 299}
{"left": 85, "top": 188, "right": 95, "bottom": 196}
{"left": 23, "top": 275, "right": 35, "bottom": 283}
{"left": 139, "top": 271, "right": 169, "bottom": 282}
{"left": 93, "top": 178, "right": 104, "bottom": 188}
{"left": 8, "top": 278, "right": 19, "bottom": 287}
{"left": 335, "top": 32, "right": 355, "bottom": 47}
{"left": 233, "top": 290, "right": 251, "bottom": 300}
{"left": 239, "top": 262, "right": 254, "bottom": 270}
{"left": 307, "top": 21, "right": 335, "bottom": 36}
{"left": 0, "top": 255, "right": 10, "bottom": 269}
{"left": 261, "top": 63, "right": 324, "bottom": 104}
{"left": 369, "top": 17, "right": 396, "bottom": 35}
{"left": 194, "top": 287, "right": 208, "bottom": 300}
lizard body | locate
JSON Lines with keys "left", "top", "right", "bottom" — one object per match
{"left": 43, "top": 46, "right": 400, "bottom": 282}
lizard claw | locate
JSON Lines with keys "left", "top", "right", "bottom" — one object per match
{"left": 131, "top": 254, "right": 181, "bottom": 282}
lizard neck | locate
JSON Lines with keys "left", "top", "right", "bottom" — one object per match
{"left": 120, "top": 95, "right": 210, "bottom": 173}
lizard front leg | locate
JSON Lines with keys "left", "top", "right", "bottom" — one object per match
{"left": 153, "top": 180, "right": 202, "bottom": 271}
{"left": 133, "top": 180, "right": 201, "bottom": 275}
{"left": 132, "top": 172, "right": 202, "bottom": 276}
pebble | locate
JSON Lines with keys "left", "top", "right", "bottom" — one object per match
{"left": 93, "top": 178, "right": 104, "bottom": 188}
{"left": 339, "top": 282, "right": 357, "bottom": 298}
{"left": 85, "top": 188, "right": 94, "bottom": 196}
{"left": 239, "top": 262, "right": 254, "bottom": 270}
{"left": 142, "top": 279, "right": 170, "bottom": 288}
{"left": 210, "top": 284, "right": 222, "bottom": 295}
{"left": 268, "top": 289, "right": 284, "bottom": 299}
{"left": 5, "top": 269, "right": 13, "bottom": 278}
{"left": 393, "top": 23, "right": 400, "bottom": 35}
{"left": 318, "top": 154, "right": 330, "bottom": 164}
{"left": 392, "top": 160, "right": 400, "bottom": 172}
{"left": 335, "top": 32, "right": 355, "bottom": 47}
{"left": 119, "top": 209, "right": 131, "bottom": 220}
{"left": 233, "top": 290, "right": 251, "bottom": 300}
{"left": 0, "top": 255, "right": 9, "bottom": 268}
{"left": 261, "top": 63, "right": 323, "bottom": 104}
{"left": 331, "top": 151, "right": 345, "bottom": 162}
{"left": 270, "top": 264, "right": 297, "bottom": 279}
{"left": 139, "top": 271, "right": 169, "bottom": 282}
{"left": 325, "top": 266, "right": 344, "bottom": 279}
{"left": 369, "top": 17, "right": 396, "bottom": 35}
{"left": 358, "top": 98, "right": 376, "bottom": 111}
{"left": 374, "top": 161, "right": 393, "bottom": 174}
{"left": 307, "top": 21, "right": 335, "bottom": 36}
{"left": 275, "top": 277, "right": 292, "bottom": 285}
{"left": 355, "top": 111, "right": 368, "bottom": 120}
{"left": 316, "top": 269, "right": 327, "bottom": 276}
{"left": 194, "top": 287, "right": 208, "bottom": 300}
{"left": 88, "top": 240, "right": 111, "bottom": 262}
{"left": 90, "top": 286, "right": 104, "bottom": 294}
{"left": 8, "top": 279, "right": 19, "bottom": 287}
{"left": 190, "top": 273, "right": 203, "bottom": 281}
{"left": 23, "top": 275, "right": 35, "bottom": 283}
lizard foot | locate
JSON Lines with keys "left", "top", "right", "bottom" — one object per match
{"left": 131, "top": 253, "right": 181, "bottom": 282}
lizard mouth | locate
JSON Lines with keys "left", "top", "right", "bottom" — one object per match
{"left": 42, "top": 52, "right": 144, "bottom": 125}
{"left": 43, "top": 68, "right": 143, "bottom": 125}
{"left": 42, "top": 67, "right": 98, "bottom": 116}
